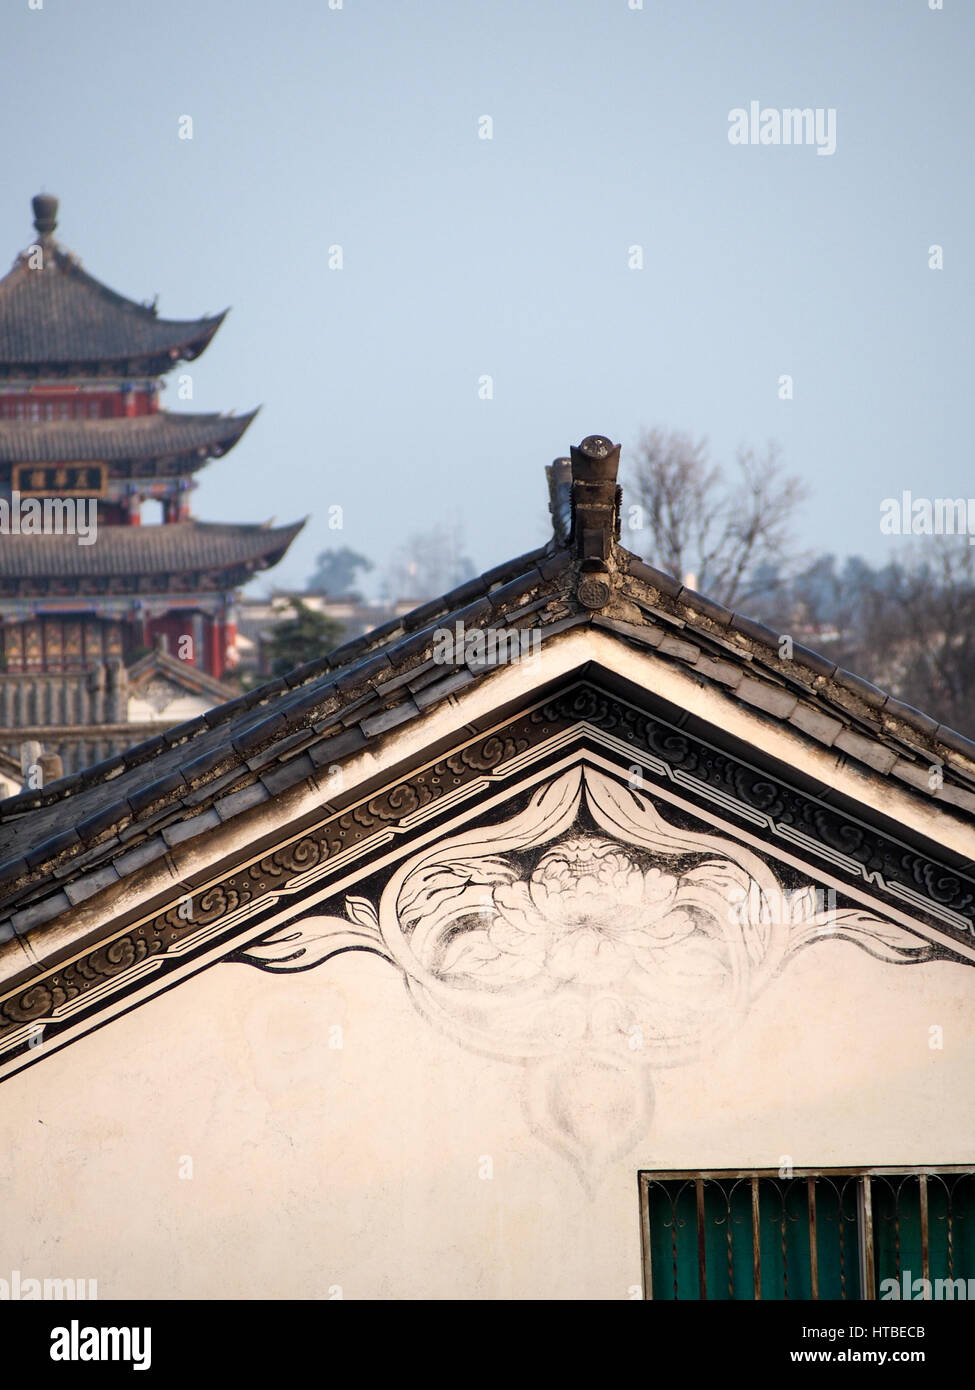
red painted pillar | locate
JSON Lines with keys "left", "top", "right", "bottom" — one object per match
{"left": 224, "top": 613, "right": 238, "bottom": 674}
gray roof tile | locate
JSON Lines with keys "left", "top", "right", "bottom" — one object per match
{"left": 259, "top": 754, "right": 317, "bottom": 797}
{"left": 113, "top": 838, "right": 169, "bottom": 877}
{"left": 791, "top": 644, "right": 837, "bottom": 679}
{"left": 691, "top": 655, "right": 743, "bottom": 687}
{"left": 657, "top": 634, "right": 702, "bottom": 663}
{"left": 63, "top": 864, "right": 121, "bottom": 905}
{"left": 213, "top": 782, "right": 269, "bottom": 821}
{"left": 679, "top": 590, "right": 733, "bottom": 626}
{"left": 308, "top": 727, "right": 367, "bottom": 768}
{"left": 413, "top": 669, "right": 476, "bottom": 708}
{"left": 935, "top": 725, "right": 975, "bottom": 762}
{"left": 833, "top": 669, "right": 889, "bottom": 709}
{"left": 359, "top": 702, "right": 420, "bottom": 737}
{"left": 730, "top": 613, "right": 781, "bottom": 648}
{"left": 161, "top": 809, "right": 221, "bottom": 847}
{"left": 11, "top": 891, "right": 71, "bottom": 933}
{"left": 787, "top": 705, "right": 845, "bottom": 746}
{"left": 883, "top": 698, "right": 940, "bottom": 737}
{"left": 834, "top": 729, "right": 900, "bottom": 774}
{"left": 624, "top": 556, "right": 683, "bottom": 597}
{"left": 735, "top": 678, "right": 799, "bottom": 720}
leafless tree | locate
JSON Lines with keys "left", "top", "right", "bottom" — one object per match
{"left": 828, "top": 541, "right": 975, "bottom": 734}
{"left": 625, "top": 427, "right": 809, "bottom": 608}
{"left": 745, "top": 539, "right": 975, "bottom": 734}
{"left": 624, "top": 428, "right": 975, "bottom": 733}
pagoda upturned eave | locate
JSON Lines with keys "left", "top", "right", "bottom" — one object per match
{"left": 0, "top": 242, "right": 227, "bottom": 377}
{"left": 0, "top": 519, "right": 305, "bottom": 586}
{"left": 0, "top": 408, "right": 259, "bottom": 467}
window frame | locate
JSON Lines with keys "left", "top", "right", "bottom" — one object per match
{"left": 638, "top": 1166, "right": 975, "bottom": 1301}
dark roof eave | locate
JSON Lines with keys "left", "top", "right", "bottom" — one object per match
{"left": 158, "top": 309, "right": 228, "bottom": 365}
{"left": 0, "top": 519, "right": 304, "bottom": 583}
{"left": 0, "top": 313, "right": 226, "bottom": 376}
{"left": 0, "top": 406, "right": 258, "bottom": 467}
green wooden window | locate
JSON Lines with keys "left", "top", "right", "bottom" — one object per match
{"left": 639, "top": 1169, "right": 975, "bottom": 1300}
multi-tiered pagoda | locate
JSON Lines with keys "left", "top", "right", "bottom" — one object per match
{"left": 0, "top": 194, "right": 302, "bottom": 778}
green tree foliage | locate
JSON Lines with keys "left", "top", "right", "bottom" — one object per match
{"left": 261, "top": 599, "right": 346, "bottom": 679}
{"left": 307, "top": 547, "right": 373, "bottom": 597}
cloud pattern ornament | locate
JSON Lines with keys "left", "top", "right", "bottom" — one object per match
{"left": 239, "top": 764, "right": 936, "bottom": 1189}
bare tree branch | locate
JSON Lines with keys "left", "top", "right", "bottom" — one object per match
{"left": 625, "top": 427, "right": 809, "bottom": 607}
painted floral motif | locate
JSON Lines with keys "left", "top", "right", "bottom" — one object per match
{"left": 240, "top": 762, "right": 936, "bottom": 1189}
{"left": 444, "top": 835, "right": 727, "bottom": 991}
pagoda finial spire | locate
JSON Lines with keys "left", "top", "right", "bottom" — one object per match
{"left": 32, "top": 192, "right": 58, "bottom": 237}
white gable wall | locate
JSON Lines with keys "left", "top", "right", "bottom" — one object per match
{"left": 0, "top": 922, "right": 971, "bottom": 1299}
{"left": 2, "top": 630, "right": 975, "bottom": 1299}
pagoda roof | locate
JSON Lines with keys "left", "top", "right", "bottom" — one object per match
{"left": 0, "top": 409, "right": 258, "bottom": 466}
{"left": 0, "top": 197, "right": 225, "bottom": 374}
{"left": 0, "top": 519, "right": 304, "bottom": 582}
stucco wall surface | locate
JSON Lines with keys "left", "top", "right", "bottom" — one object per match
{"left": 0, "top": 939, "right": 971, "bottom": 1300}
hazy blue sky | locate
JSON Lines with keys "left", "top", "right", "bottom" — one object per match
{"left": 2, "top": 0, "right": 971, "bottom": 595}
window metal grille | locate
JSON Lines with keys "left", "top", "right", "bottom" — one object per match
{"left": 639, "top": 1168, "right": 975, "bottom": 1300}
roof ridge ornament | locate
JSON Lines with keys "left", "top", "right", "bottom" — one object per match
{"left": 568, "top": 434, "right": 621, "bottom": 610}
{"left": 545, "top": 457, "right": 572, "bottom": 545}
{"left": 31, "top": 192, "right": 58, "bottom": 238}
